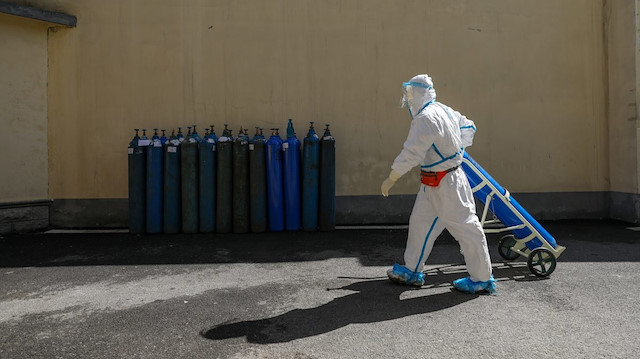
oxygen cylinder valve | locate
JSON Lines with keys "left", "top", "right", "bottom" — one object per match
{"left": 160, "top": 129, "right": 168, "bottom": 145}
{"left": 187, "top": 126, "right": 192, "bottom": 135}
{"left": 210, "top": 125, "right": 215, "bottom": 134}
{"left": 223, "top": 124, "right": 230, "bottom": 137}
{"left": 153, "top": 128, "right": 159, "bottom": 136}
{"left": 287, "top": 119, "right": 295, "bottom": 138}
{"left": 255, "top": 127, "right": 260, "bottom": 136}
{"left": 178, "top": 127, "right": 183, "bottom": 135}
{"left": 192, "top": 124, "right": 197, "bottom": 134}
{"left": 307, "top": 122, "right": 317, "bottom": 137}
{"left": 324, "top": 124, "right": 332, "bottom": 137}
{"left": 171, "top": 129, "right": 175, "bottom": 136}
{"left": 244, "top": 128, "right": 248, "bottom": 136}
{"left": 134, "top": 129, "right": 140, "bottom": 137}
{"left": 259, "top": 128, "right": 264, "bottom": 136}
{"left": 142, "top": 129, "right": 147, "bottom": 137}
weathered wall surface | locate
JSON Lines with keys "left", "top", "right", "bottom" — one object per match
{"left": 0, "top": 13, "right": 48, "bottom": 203}
{"left": 32, "top": 0, "right": 610, "bottom": 200}
{"left": 607, "top": 0, "right": 637, "bottom": 194}
{"left": 605, "top": 0, "right": 640, "bottom": 222}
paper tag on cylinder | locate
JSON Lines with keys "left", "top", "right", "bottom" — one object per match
{"left": 249, "top": 144, "right": 255, "bottom": 151}
{"left": 128, "top": 148, "right": 134, "bottom": 154}
{"left": 168, "top": 146, "right": 177, "bottom": 153}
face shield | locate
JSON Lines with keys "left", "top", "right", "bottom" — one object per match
{"left": 400, "top": 84, "right": 413, "bottom": 108}
{"left": 401, "top": 80, "right": 434, "bottom": 118}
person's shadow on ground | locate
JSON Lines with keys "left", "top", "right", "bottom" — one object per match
{"left": 200, "top": 278, "right": 479, "bottom": 344}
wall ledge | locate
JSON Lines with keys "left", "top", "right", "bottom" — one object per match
{"left": 46, "top": 191, "right": 640, "bottom": 230}
{"left": 0, "top": 199, "right": 51, "bottom": 234}
{"left": 0, "top": 1, "right": 76, "bottom": 27}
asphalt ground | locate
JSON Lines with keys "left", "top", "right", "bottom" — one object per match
{"left": 1, "top": 220, "right": 639, "bottom": 359}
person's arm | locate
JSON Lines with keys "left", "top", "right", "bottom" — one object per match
{"left": 456, "top": 110, "right": 476, "bottom": 148}
{"left": 381, "top": 117, "right": 434, "bottom": 196}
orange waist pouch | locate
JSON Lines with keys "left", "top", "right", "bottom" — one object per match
{"left": 420, "top": 166, "right": 459, "bottom": 187}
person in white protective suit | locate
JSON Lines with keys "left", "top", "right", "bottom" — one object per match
{"left": 381, "top": 74, "right": 496, "bottom": 294}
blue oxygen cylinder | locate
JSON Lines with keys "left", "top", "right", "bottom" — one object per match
{"left": 266, "top": 128, "right": 285, "bottom": 231}
{"left": 233, "top": 128, "right": 250, "bottom": 233}
{"left": 163, "top": 129, "right": 181, "bottom": 233}
{"left": 146, "top": 129, "right": 164, "bottom": 233}
{"left": 160, "top": 129, "right": 167, "bottom": 145}
{"left": 216, "top": 124, "right": 233, "bottom": 233}
{"left": 208, "top": 125, "right": 218, "bottom": 151}
{"left": 177, "top": 127, "right": 185, "bottom": 143}
{"left": 301, "top": 122, "right": 320, "bottom": 231}
{"left": 283, "top": 119, "right": 301, "bottom": 231}
{"left": 319, "top": 124, "right": 336, "bottom": 231}
{"left": 249, "top": 127, "right": 267, "bottom": 233}
{"left": 181, "top": 125, "right": 200, "bottom": 233}
{"left": 128, "top": 129, "right": 147, "bottom": 234}
{"left": 198, "top": 127, "right": 216, "bottom": 233}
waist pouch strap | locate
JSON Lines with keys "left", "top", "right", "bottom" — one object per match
{"left": 420, "top": 166, "right": 459, "bottom": 187}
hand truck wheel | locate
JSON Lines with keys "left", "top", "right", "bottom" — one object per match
{"left": 527, "top": 248, "right": 557, "bottom": 277}
{"left": 498, "top": 234, "right": 520, "bottom": 260}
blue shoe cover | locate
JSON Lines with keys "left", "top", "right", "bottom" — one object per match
{"left": 387, "top": 263, "right": 425, "bottom": 286}
{"left": 453, "top": 275, "right": 497, "bottom": 295}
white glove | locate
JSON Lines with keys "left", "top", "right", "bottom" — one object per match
{"left": 381, "top": 170, "right": 402, "bottom": 197}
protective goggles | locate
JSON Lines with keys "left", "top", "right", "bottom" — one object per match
{"left": 402, "top": 81, "right": 432, "bottom": 89}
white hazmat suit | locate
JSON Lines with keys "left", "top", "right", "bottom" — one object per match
{"left": 382, "top": 74, "right": 495, "bottom": 293}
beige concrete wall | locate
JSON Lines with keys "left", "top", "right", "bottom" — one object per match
{"left": 0, "top": 13, "right": 49, "bottom": 202}
{"left": 33, "top": 0, "right": 612, "bottom": 198}
{"left": 637, "top": 0, "right": 640, "bottom": 195}
{"left": 607, "top": 0, "right": 638, "bottom": 194}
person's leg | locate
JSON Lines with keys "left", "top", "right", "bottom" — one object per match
{"left": 445, "top": 217, "right": 492, "bottom": 282}
{"left": 403, "top": 187, "right": 445, "bottom": 274}
{"left": 388, "top": 186, "right": 444, "bottom": 285}
{"left": 437, "top": 170, "right": 494, "bottom": 292}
